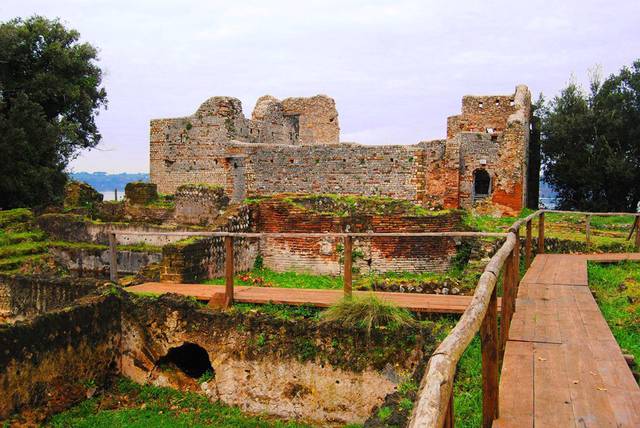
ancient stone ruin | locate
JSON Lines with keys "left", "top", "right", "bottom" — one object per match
{"left": 151, "top": 85, "right": 537, "bottom": 214}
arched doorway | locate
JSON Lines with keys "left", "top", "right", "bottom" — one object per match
{"left": 473, "top": 169, "right": 491, "bottom": 201}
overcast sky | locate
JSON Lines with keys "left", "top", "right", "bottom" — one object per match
{"left": 2, "top": 0, "right": 639, "bottom": 173}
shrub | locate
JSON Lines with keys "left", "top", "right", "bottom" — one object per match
{"left": 320, "top": 294, "right": 416, "bottom": 333}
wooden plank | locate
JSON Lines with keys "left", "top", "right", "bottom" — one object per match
{"left": 343, "top": 235, "right": 352, "bottom": 297}
{"left": 493, "top": 341, "right": 534, "bottom": 428}
{"left": 533, "top": 342, "right": 576, "bottom": 427}
{"left": 525, "top": 220, "right": 532, "bottom": 268}
{"left": 538, "top": 212, "right": 545, "bottom": 254}
{"left": 125, "top": 283, "right": 502, "bottom": 314}
{"left": 481, "top": 286, "right": 499, "bottom": 428}
{"left": 224, "top": 236, "right": 234, "bottom": 308}
{"left": 499, "top": 253, "right": 640, "bottom": 428}
{"left": 520, "top": 254, "right": 548, "bottom": 285}
{"left": 109, "top": 232, "right": 118, "bottom": 282}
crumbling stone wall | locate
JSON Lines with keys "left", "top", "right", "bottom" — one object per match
{"left": 243, "top": 142, "right": 422, "bottom": 200}
{"left": 121, "top": 295, "right": 432, "bottom": 425}
{"left": 161, "top": 205, "right": 258, "bottom": 282}
{"left": 0, "top": 294, "right": 121, "bottom": 420}
{"left": 150, "top": 94, "right": 339, "bottom": 194}
{"left": 149, "top": 86, "right": 532, "bottom": 214}
{"left": 174, "top": 184, "right": 229, "bottom": 226}
{"left": 0, "top": 275, "right": 101, "bottom": 321}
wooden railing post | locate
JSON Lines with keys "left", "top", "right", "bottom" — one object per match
{"left": 443, "top": 384, "right": 454, "bottom": 428}
{"left": 224, "top": 235, "right": 234, "bottom": 308}
{"left": 635, "top": 216, "right": 640, "bottom": 251}
{"left": 481, "top": 284, "right": 499, "bottom": 428}
{"left": 513, "top": 228, "right": 520, "bottom": 288}
{"left": 499, "top": 249, "right": 515, "bottom": 362}
{"left": 586, "top": 214, "right": 591, "bottom": 245}
{"left": 525, "top": 220, "right": 532, "bottom": 268}
{"left": 538, "top": 212, "right": 545, "bottom": 254}
{"left": 109, "top": 232, "right": 118, "bottom": 282}
{"left": 343, "top": 235, "right": 353, "bottom": 298}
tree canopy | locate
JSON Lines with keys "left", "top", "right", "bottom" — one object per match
{"left": 0, "top": 16, "right": 107, "bottom": 209}
{"left": 539, "top": 61, "right": 640, "bottom": 212}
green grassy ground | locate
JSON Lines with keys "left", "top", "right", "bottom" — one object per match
{"left": 202, "top": 267, "right": 480, "bottom": 295}
{"left": 43, "top": 378, "right": 318, "bottom": 428}
{"left": 466, "top": 209, "right": 636, "bottom": 250}
{"left": 588, "top": 261, "right": 640, "bottom": 366}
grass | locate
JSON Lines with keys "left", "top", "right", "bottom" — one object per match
{"left": 588, "top": 261, "right": 640, "bottom": 366}
{"left": 244, "top": 193, "right": 451, "bottom": 217}
{"left": 203, "top": 268, "right": 343, "bottom": 290}
{"left": 203, "top": 267, "right": 480, "bottom": 295}
{"left": 45, "top": 377, "right": 314, "bottom": 428}
{"left": 231, "top": 303, "right": 322, "bottom": 321}
{"left": 466, "top": 209, "right": 636, "bottom": 250}
{"left": 320, "top": 294, "right": 416, "bottom": 333}
{"left": 453, "top": 335, "right": 482, "bottom": 428}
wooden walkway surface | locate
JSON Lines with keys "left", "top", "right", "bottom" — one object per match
{"left": 494, "top": 253, "right": 640, "bottom": 427}
{"left": 125, "top": 282, "right": 501, "bottom": 314}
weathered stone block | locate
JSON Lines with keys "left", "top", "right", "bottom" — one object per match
{"left": 125, "top": 182, "right": 158, "bottom": 205}
{"left": 64, "top": 181, "right": 103, "bottom": 208}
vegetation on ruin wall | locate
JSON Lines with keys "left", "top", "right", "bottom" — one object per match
{"left": 45, "top": 377, "right": 320, "bottom": 428}
{"left": 129, "top": 294, "right": 438, "bottom": 373}
{"left": 0, "top": 208, "right": 161, "bottom": 274}
{"left": 245, "top": 193, "right": 454, "bottom": 217}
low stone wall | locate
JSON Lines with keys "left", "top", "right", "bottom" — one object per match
{"left": 37, "top": 213, "right": 196, "bottom": 246}
{"left": 121, "top": 295, "right": 434, "bottom": 425}
{"left": 50, "top": 247, "right": 162, "bottom": 276}
{"left": 161, "top": 206, "right": 257, "bottom": 282}
{"left": 0, "top": 294, "right": 121, "bottom": 420}
{"left": 0, "top": 275, "right": 102, "bottom": 320}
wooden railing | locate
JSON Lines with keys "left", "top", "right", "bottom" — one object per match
{"left": 409, "top": 208, "right": 640, "bottom": 428}
{"left": 107, "top": 231, "right": 507, "bottom": 302}
{"left": 107, "top": 209, "right": 640, "bottom": 427}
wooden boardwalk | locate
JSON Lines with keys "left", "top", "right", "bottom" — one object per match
{"left": 494, "top": 253, "right": 640, "bottom": 427}
{"left": 125, "top": 282, "right": 501, "bottom": 314}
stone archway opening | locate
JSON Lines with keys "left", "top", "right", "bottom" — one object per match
{"left": 473, "top": 169, "right": 491, "bottom": 201}
{"left": 156, "top": 342, "right": 213, "bottom": 379}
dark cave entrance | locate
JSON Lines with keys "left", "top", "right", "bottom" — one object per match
{"left": 156, "top": 342, "right": 214, "bottom": 379}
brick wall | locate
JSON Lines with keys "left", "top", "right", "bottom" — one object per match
{"left": 255, "top": 200, "right": 462, "bottom": 275}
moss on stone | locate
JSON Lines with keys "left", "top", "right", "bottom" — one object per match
{"left": 64, "top": 181, "right": 104, "bottom": 208}
{"left": 244, "top": 193, "right": 453, "bottom": 217}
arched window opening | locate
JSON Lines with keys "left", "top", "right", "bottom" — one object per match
{"left": 473, "top": 169, "right": 491, "bottom": 201}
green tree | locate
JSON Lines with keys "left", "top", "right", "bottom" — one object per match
{"left": 0, "top": 16, "right": 107, "bottom": 209}
{"left": 539, "top": 61, "right": 640, "bottom": 212}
